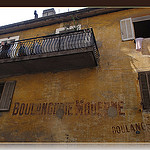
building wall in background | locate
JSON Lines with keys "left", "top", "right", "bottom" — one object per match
{"left": 0, "top": 8, "right": 149, "bottom": 142}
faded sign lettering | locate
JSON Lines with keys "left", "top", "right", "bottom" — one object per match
{"left": 12, "top": 100, "right": 125, "bottom": 117}
{"left": 112, "top": 122, "right": 148, "bottom": 134}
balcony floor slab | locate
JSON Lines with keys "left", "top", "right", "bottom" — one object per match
{"left": 0, "top": 47, "right": 98, "bottom": 78}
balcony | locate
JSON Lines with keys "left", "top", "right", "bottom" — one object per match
{"left": 0, "top": 28, "right": 99, "bottom": 78}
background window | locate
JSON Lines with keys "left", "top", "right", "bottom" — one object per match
{"left": 120, "top": 16, "right": 150, "bottom": 41}
{"left": 138, "top": 71, "right": 150, "bottom": 110}
{"left": 133, "top": 20, "right": 150, "bottom": 38}
{"left": 0, "top": 81, "right": 16, "bottom": 111}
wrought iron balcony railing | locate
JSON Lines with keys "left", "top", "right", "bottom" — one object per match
{"left": 0, "top": 28, "right": 99, "bottom": 64}
{"left": 0, "top": 28, "right": 99, "bottom": 77}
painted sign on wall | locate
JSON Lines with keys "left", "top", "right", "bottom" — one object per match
{"left": 12, "top": 100, "right": 125, "bottom": 118}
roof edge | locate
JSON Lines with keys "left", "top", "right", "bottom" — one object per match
{"left": 0, "top": 8, "right": 131, "bottom": 35}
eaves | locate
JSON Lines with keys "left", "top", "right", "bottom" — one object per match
{"left": 0, "top": 8, "right": 131, "bottom": 35}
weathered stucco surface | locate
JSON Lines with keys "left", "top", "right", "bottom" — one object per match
{"left": 0, "top": 8, "right": 150, "bottom": 142}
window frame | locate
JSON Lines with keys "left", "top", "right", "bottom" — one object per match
{"left": 138, "top": 71, "right": 150, "bottom": 111}
{"left": 0, "top": 81, "right": 16, "bottom": 111}
{"left": 120, "top": 15, "right": 150, "bottom": 41}
{"left": 132, "top": 15, "right": 150, "bottom": 23}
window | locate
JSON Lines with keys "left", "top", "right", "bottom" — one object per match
{"left": 138, "top": 71, "right": 150, "bottom": 110}
{"left": 55, "top": 25, "right": 81, "bottom": 34}
{"left": 0, "top": 36, "right": 19, "bottom": 43}
{"left": 0, "top": 81, "right": 16, "bottom": 111}
{"left": 133, "top": 20, "right": 150, "bottom": 38}
{"left": 120, "top": 15, "right": 150, "bottom": 41}
{"left": 0, "top": 36, "right": 19, "bottom": 58}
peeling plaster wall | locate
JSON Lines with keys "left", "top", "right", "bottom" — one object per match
{"left": 0, "top": 8, "right": 149, "bottom": 142}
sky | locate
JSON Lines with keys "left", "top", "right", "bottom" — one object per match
{"left": 0, "top": 7, "right": 85, "bottom": 26}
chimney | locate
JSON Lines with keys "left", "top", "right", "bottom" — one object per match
{"left": 42, "top": 8, "right": 56, "bottom": 17}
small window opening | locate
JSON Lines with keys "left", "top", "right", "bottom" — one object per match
{"left": 59, "top": 28, "right": 76, "bottom": 34}
{"left": 133, "top": 20, "right": 150, "bottom": 38}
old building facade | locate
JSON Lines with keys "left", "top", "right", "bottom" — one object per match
{"left": 0, "top": 8, "right": 149, "bottom": 142}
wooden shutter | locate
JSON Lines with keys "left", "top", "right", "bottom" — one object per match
{"left": 138, "top": 72, "right": 150, "bottom": 110}
{"left": 0, "top": 81, "right": 16, "bottom": 111}
{"left": 120, "top": 18, "right": 135, "bottom": 41}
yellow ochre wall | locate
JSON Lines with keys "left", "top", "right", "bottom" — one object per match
{"left": 0, "top": 8, "right": 150, "bottom": 142}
